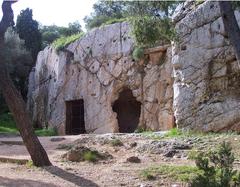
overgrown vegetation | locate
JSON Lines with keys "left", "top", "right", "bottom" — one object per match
{"left": 40, "top": 21, "right": 83, "bottom": 48}
{"left": 16, "top": 8, "right": 42, "bottom": 61}
{"left": 0, "top": 113, "right": 18, "bottom": 134}
{"left": 132, "top": 47, "right": 145, "bottom": 61}
{"left": 84, "top": 1, "right": 179, "bottom": 52}
{"left": 0, "top": 113, "right": 57, "bottom": 136}
{"left": 53, "top": 33, "right": 84, "bottom": 52}
{"left": 140, "top": 142, "right": 240, "bottom": 186}
{"left": 130, "top": 16, "right": 176, "bottom": 48}
{"left": 190, "top": 142, "right": 240, "bottom": 187}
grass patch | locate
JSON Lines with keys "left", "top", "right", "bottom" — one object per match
{"left": 25, "top": 160, "right": 34, "bottom": 168}
{"left": 53, "top": 32, "right": 84, "bottom": 52}
{"left": 83, "top": 151, "right": 99, "bottom": 162}
{"left": 0, "top": 113, "right": 18, "bottom": 134}
{"left": 0, "top": 113, "right": 57, "bottom": 136}
{"left": 140, "top": 165, "right": 202, "bottom": 182}
{"left": 102, "top": 18, "right": 127, "bottom": 26}
{"left": 35, "top": 128, "right": 58, "bottom": 137}
{"left": 109, "top": 138, "right": 123, "bottom": 146}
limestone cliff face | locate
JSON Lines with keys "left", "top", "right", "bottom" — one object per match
{"left": 27, "top": 22, "right": 174, "bottom": 134}
{"left": 172, "top": 1, "right": 240, "bottom": 132}
{"left": 28, "top": 1, "right": 240, "bottom": 134}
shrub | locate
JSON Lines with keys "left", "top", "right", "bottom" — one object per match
{"left": 190, "top": 141, "right": 240, "bottom": 187}
{"left": 130, "top": 16, "right": 176, "bottom": 48}
{"left": 83, "top": 151, "right": 99, "bottom": 162}
{"left": 132, "top": 47, "right": 144, "bottom": 61}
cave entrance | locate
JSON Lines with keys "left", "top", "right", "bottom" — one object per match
{"left": 112, "top": 89, "right": 141, "bottom": 133}
{"left": 66, "top": 99, "right": 86, "bottom": 135}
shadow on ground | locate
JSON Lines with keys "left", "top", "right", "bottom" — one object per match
{"left": 45, "top": 166, "right": 99, "bottom": 187}
{"left": 0, "top": 176, "right": 58, "bottom": 187}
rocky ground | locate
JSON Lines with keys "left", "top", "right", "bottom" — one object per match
{"left": 0, "top": 131, "right": 240, "bottom": 187}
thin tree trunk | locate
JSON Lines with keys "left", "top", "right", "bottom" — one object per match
{"left": 0, "top": 1, "right": 51, "bottom": 167}
{"left": 219, "top": 1, "right": 240, "bottom": 68}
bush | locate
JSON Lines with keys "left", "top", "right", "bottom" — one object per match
{"left": 83, "top": 151, "right": 99, "bottom": 162}
{"left": 130, "top": 16, "right": 176, "bottom": 48}
{"left": 53, "top": 33, "right": 84, "bottom": 52}
{"left": 132, "top": 47, "right": 144, "bottom": 61}
{"left": 190, "top": 141, "right": 240, "bottom": 187}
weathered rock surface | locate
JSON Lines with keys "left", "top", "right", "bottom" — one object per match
{"left": 28, "top": 1, "right": 240, "bottom": 134}
{"left": 172, "top": 1, "right": 240, "bottom": 132}
{"left": 28, "top": 22, "right": 174, "bottom": 134}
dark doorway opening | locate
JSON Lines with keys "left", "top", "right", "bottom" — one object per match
{"left": 112, "top": 89, "right": 141, "bottom": 133}
{"left": 66, "top": 99, "right": 86, "bottom": 135}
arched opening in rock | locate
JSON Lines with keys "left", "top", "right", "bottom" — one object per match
{"left": 112, "top": 89, "right": 141, "bottom": 133}
{"left": 66, "top": 99, "right": 86, "bottom": 135}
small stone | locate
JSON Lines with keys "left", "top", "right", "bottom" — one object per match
{"left": 129, "top": 142, "right": 137, "bottom": 148}
{"left": 50, "top": 137, "right": 66, "bottom": 142}
{"left": 126, "top": 156, "right": 141, "bottom": 163}
{"left": 163, "top": 149, "right": 177, "bottom": 157}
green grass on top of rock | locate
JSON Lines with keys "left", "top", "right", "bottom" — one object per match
{"left": 53, "top": 32, "right": 84, "bottom": 52}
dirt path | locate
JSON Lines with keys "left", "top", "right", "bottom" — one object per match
{"left": 0, "top": 133, "right": 239, "bottom": 187}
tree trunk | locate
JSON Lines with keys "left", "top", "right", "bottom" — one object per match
{"left": 0, "top": 1, "right": 51, "bottom": 167}
{"left": 219, "top": 1, "right": 240, "bottom": 68}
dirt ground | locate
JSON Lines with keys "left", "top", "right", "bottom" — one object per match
{"left": 0, "top": 133, "right": 239, "bottom": 187}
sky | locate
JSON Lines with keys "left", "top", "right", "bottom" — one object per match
{"left": 1, "top": 0, "right": 96, "bottom": 30}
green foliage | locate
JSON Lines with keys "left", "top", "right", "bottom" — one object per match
{"left": 190, "top": 142, "right": 240, "bottom": 187}
{"left": 26, "top": 160, "right": 34, "bottom": 168}
{"left": 83, "top": 151, "right": 99, "bottom": 162}
{"left": 232, "top": 2, "right": 240, "bottom": 10}
{"left": 84, "top": 1, "right": 126, "bottom": 30}
{"left": 40, "top": 21, "right": 82, "bottom": 47}
{"left": 102, "top": 18, "right": 127, "bottom": 26}
{"left": 140, "top": 170, "right": 156, "bottom": 180}
{"left": 140, "top": 165, "right": 201, "bottom": 182}
{"left": 0, "top": 113, "right": 18, "bottom": 134}
{"left": 165, "top": 128, "right": 184, "bottom": 138}
{"left": 84, "top": 1, "right": 178, "bottom": 49}
{"left": 16, "top": 8, "right": 42, "bottom": 61}
{"left": 130, "top": 16, "right": 176, "bottom": 47}
{"left": 3, "top": 28, "right": 33, "bottom": 99}
{"left": 53, "top": 33, "right": 84, "bottom": 52}
{"left": 0, "top": 113, "right": 57, "bottom": 136}
{"left": 109, "top": 138, "right": 123, "bottom": 147}
{"left": 132, "top": 47, "right": 144, "bottom": 61}
{"left": 84, "top": 1, "right": 179, "bottom": 30}
{"left": 35, "top": 128, "right": 58, "bottom": 137}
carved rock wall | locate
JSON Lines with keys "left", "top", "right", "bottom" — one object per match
{"left": 28, "top": 22, "right": 174, "bottom": 134}
{"left": 172, "top": 1, "right": 240, "bottom": 132}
